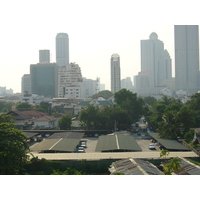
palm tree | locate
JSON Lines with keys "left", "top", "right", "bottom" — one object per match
{"left": 163, "top": 157, "right": 181, "bottom": 175}
{"left": 160, "top": 149, "right": 170, "bottom": 160}
{"left": 157, "top": 110, "right": 181, "bottom": 139}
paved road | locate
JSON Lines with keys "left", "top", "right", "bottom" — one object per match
{"left": 30, "top": 151, "right": 198, "bottom": 160}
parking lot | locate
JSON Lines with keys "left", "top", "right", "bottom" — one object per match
{"left": 132, "top": 133, "right": 160, "bottom": 152}
{"left": 79, "top": 134, "right": 160, "bottom": 153}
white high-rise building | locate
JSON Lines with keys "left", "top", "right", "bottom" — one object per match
{"left": 39, "top": 50, "right": 50, "bottom": 63}
{"left": 58, "top": 62, "right": 82, "bottom": 98}
{"left": 111, "top": 54, "right": 121, "bottom": 93}
{"left": 174, "top": 25, "right": 199, "bottom": 94}
{"left": 135, "top": 32, "right": 172, "bottom": 96}
{"left": 121, "top": 77, "right": 133, "bottom": 91}
{"left": 141, "top": 32, "right": 172, "bottom": 87}
{"left": 21, "top": 74, "right": 31, "bottom": 94}
{"left": 56, "top": 33, "right": 69, "bottom": 67}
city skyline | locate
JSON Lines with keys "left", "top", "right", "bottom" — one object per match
{"left": 0, "top": 0, "right": 198, "bottom": 93}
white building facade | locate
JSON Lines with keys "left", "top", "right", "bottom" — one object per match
{"left": 21, "top": 74, "right": 31, "bottom": 94}
{"left": 58, "top": 62, "right": 82, "bottom": 98}
{"left": 174, "top": 25, "right": 199, "bottom": 94}
{"left": 111, "top": 54, "right": 121, "bottom": 93}
{"left": 39, "top": 49, "right": 50, "bottom": 63}
{"left": 135, "top": 32, "right": 172, "bottom": 96}
{"left": 56, "top": 33, "right": 69, "bottom": 67}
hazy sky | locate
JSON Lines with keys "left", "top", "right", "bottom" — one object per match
{"left": 0, "top": 0, "right": 198, "bottom": 93}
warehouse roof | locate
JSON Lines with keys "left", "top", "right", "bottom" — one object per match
{"left": 174, "top": 157, "right": 200, "bottom": 175}
{"left": 48, "top": 132, "right": 84, "bottom": 139}
{"left": 95, "top": 133, "right": 142, "bottom": 152}
{"left": 23, "top": 132, "right": 39, "bottom": 138}
{"left": 148, "top": 132, "right": 189, "bottom": 151}
{"left": 31, "top": 138, "right": 80, "bottom": 152}
{"left": 109, "top": 158, "right": 163, "bottom": 175}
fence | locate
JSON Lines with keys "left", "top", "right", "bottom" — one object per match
{"left": 181, "top": 140, "right": 200, "bottom": 157}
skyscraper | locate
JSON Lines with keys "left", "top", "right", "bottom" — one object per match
{"left": 30, "top": 63, "right": 59, "bottom": 98}
{"left": 21, "top": 74, "right": 31, "bottom": 94}
{"left": 39, "top": 49, "right": 50, "bottom": 63}
{"left": 56, "top": 33, "right": 69, "bottom": 67}
{"left": 111, "top": 54, "right": 121, "bottom": 93}
{"left": 141, "top": 32, "right": 172, "bottom": 87}
{"left": 135, "top": 32, "right": 172, "bottom": 96}
{"left": 174, "top": 25, "right": 199, "bottom": 94}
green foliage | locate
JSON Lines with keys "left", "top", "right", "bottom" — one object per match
{"left": 186, "top": 93, "right": 200, "bottom": 127}
{"left": 24, "top": 157, "right": 111, "bottom": 175}
{"left": 58, "top": 113, "right": 72, "bottom": 130}
{"left": 15, "top": 102, "right": 33, "bottom": 111}
{"left": 143, "top": 96, "right": 157, "bottom": 106}
{"left": 0, "top": 102, "right": 12, "bottom": 113}
{"left": 0, "top": 116, "right": 30, "bottom": 174}
{"left": 112, "top": 172, "right": 124, "bottom": 175}
{"left": 146, "top": 95, "right": 196, "bottom": 140}
{"left": 184, "top": 130, "right": 195, "bottom": 142}
{"left": 157, "top": 110, "right": 181, "bottom": 139}
{"left": 160, "top": 150, "right": 170, "bottom": 159}
{"left": 163, "top": 158, "right": 181, "bottom": 175}
{"left": 92, "top": 90, "right": 113, "bottom": 99}
{"left": 114, "top": 89, "right": 144, "bottom": 122}
{"left": 79, "top": 105, "right": 132, "bottom": 130}
{"left": 39, "top": 101, "right": 52, "bottom": 114}
{"left": 51, "top": 169, "right": 83, "bottom": 175}
{"left": 0, "top": 114, "right": 15, "bottom": 123}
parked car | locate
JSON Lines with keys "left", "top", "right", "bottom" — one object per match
{"left": 77, "top": 147, "right": 85, "bottom": 153}
{"left": 148, "top": 144, "right": 156, "bottom": 150}
{"left": 79, "top": 141, "right": 87, "bottom": 148}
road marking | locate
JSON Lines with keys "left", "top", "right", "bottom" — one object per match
{"left": 49, "top": 138, "right": 63, "bottom": 150}
{"left": 115, "top": 134, "right": 120, "bottom": 149}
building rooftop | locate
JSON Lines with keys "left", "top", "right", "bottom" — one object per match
{"left": 95, "top": 133, "right": 142, "bottom": 152}
{"left": 148, "top": 132, "right": 189, "bottom": 151}
{"left": 109, "top": 158, "right": 163, "bottom": 175}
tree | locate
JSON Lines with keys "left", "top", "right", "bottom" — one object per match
{"left": 163, "top": 158, "right": 181, "bottom": 175}
{"left": 0, "top": 102, "right": 12, "bottom": 113}
{"left": 79, "top": 105, "right": 102, "bottom": 130}
{"left": 58, "top": 113, "right": 72, "bottom": 130}
{"left": 0, "top": 116, "right": 30, "bottom": 174}
{"left": 39, "top": 101, "right": 52, "bottom": 115}
{"left": 157, "top": 110, "right": 181, "bottom": 139}
{"left": 160, "top": 149, "right": 170, "bottom": 160}
{"left": 92, "top": 90, "right": 113, "bottom": 99}
{"left": 114, "top": 89, "right": 144, "bottom": 122}
{"left": 15, "top": 102, "right": 33, "bottom": 111}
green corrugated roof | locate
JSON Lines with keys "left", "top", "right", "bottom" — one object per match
{"left": 118, "top": 134, "right": 141, "bottom": 151}
{"left": 78, "top": 100, "right": 112, "bottom": 106}
{"left": 78, "top": 101, "right": 91, "bottom": 105}
{"left": 95, "top": 134, "right": 142, "bottom": 152}
{"left": 31, "top": 138, "right": 80, "bottom": 152}
{"left": 148, "top": 132, "right": 189, "bottom": 151}
{"left": 95, "top": 135, "right": 117, "bottom": 151}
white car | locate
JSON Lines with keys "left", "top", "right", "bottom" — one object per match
{"left": 77, "top": 147, "right": 85, "bottom": 153}
{"left": 148, "top": 144, "right": 156, "bottom": 150}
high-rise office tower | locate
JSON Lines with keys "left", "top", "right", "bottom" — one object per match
{"left": 39, "top": 50, "right": 50, "bottom": 63}
{"left": 141, "top": 32, "right": 172, "bottom": 87}
{"left": 111, "top": 54, "right": 121, "bottom": 93}
{"left": 174, "top": 25, "right": 199, "bottom": 94}
{"left": 56, "top": 33, "right": 69, "bottom": 67}
{"left": 58, "top": 62, "right": 82, "bottom": 98}
{"left": 30, "top": 63, "right": 59, "bottom": 98}
{"left": 21, "top": 74, "right": 31, "bottom": 94}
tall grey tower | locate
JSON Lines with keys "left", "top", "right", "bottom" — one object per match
{"left": 175, "top": 25, "right": 199, "bottom": 94}
{"left": 111, "top": 54, "right": 121, "bottom": 93}
{"left": 56, "top": 33, "right": 69, "bottom": 67}
{"left": 141, "top": 32, "right": 172, "bottom": 87}
{"left": 39, "top": 49, "right": 50, "bottom": 63}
